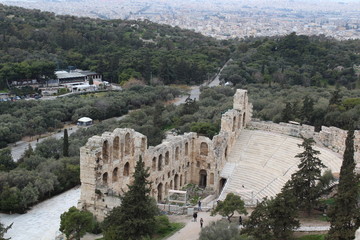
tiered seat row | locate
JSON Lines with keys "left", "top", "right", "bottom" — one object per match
{"left": 219, "top": 129, "right": 343, "bottom": 204}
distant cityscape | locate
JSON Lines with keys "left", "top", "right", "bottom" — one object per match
{"left": 1, "top": 0, "right": 360, "bottom": 40}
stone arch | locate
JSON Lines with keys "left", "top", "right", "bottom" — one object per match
{"left": 165, "top": 182, "right": 169, "bottom": 195}
{"left": 158, "top": 154, "right": 163, "bottom": 171}
{"left": 174, "top": 174, "right": 179, "bottom": 190}
{"left": 157, "top": 183, "right": 163, "bottom": 202}
{"left": 125, "top": 133, "right": 130, "bottom": 155}
{"left": 200, "top": 142, "right": 208, "bottom": 156}
{"left": 112, "top": 167, "right": 118, "bottom": 182}
{"left": 243, "top": 113, "right": 246, "bottom": 127}
{"left": 238, "top": 115, "right": 241, "bottom": 129}
{"left": 210, "top": 173, "right": 214, "bottom": 185}
{"left": 165, "top": 151, "right": 169, "bottom": 165}
{"left": 232, "top": 116, "right": 236, "bottom": 131}
{"left": 152, "top": 157, "right": 157, "bottom": 171}
{"left": 185, "top": 142, "right": 189, "bottom": 156}
{"left": 219, "top": 178, "right": 226, "bottom": 194}
{"left": 103, "top": 172, "right": 108, "bottom": 185}
{"left": 199, "top": 169, "right": 207, "bottom": 188}
{"left": 113, "top": 136, "right": 120, "bottom": 159}
{"left": 180, "top": 174, "right": 183, "bottom": 187}
{"left": 175, "top": 147, "right": 179, "bottom": 160}
{"left": 123, "top": 162, "right": 130, "bottom": 176}
{"left": 103, "top": 140, "right": 109, "bottom": 163}
{"left": 141, "top": 138, "right": 146, "bottom": 151}
{"left": 170, "top": 180, "right": 173, "bottom": 189}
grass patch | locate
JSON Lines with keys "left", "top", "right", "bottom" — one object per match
{"left": 153, "top": 222, "right": 185, "bottom": 240}
{"left": 296, "top": 234, "right": 326, "bottom": 240}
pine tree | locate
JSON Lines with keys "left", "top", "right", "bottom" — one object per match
{"left": 326, "top": 128, "right": 360, "bottom": 240}
{"left": 291, "top": 138, "right": 326, "bottom": 215}
{"left": 102, "top": 156, "right": 158, "bottom": 240}
{"left": 63, "top": 129, "right": 69, "bottom": 157}
{"left": 0, "top": 220, "right": 12, "bottom": 240}
{"left": 242, "top": 198, "right": 274, "bottom": 240}
{"left": 269, "top": 189, "right": 299, "bottom": 240}
{"left": 301, "top": 96, "right": 314, "bottom": 124}
{"left": 281, "top": 102, "right": 293, "bottom": 123}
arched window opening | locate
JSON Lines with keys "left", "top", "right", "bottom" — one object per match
{"left": 174, "top": 174, "right": 179, "bottom": 190}
{"left": 200, "top": 142, "right": 208, "bottom": 156}
{"left": 243, "top": 113, "right": 246, "bottom": 127}
{"left": 125, "top": 133, "right": 131, "bottom": 155}
{"left": 168, "top": 171, "right": 171, "bottom": 178}
{"left": 102, "top": 140, "right": 109, "bottom": 163}
{"left": 157, "top": 183, "right": 163, "bottom": 202}
{"left": 175, "top": 147, "right": 179, "bottom": 160}
{"left": 141, "top": 138, "right": 146, "bottom": 151}
{"left": 158, "top": 154, "right": 163, "bottom": 171}
{"left": 152, "top": 157, "right": 156, "bottom": 171}
{"left": 170, "top": 180, "right": 173, "bottom": 189}
{"left": 180, "top": 175, "right": 183, "bottom": 187}
{"left": 185, "top": 142, "right": 189, "bottom": 156}
{"left": 112, "top": 168, "right": 118, "bottom": 182}
{"left": 123, "top": 162, "right": 130, "bottom": 176}
{"left": 165, "top": 151, "right": 169, "bottom": 165}
{"left": 232, "top": 116, "right": 236, "bottom": 131}
{"left": 103, "top": 172, "right": 108, "bottom": 185}
{"left": 113, "top": 136, "right": 120, "bottom": 159}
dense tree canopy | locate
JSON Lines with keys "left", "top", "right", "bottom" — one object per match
{"left": 0, "top": 4, "right": 229, "bottom": 88}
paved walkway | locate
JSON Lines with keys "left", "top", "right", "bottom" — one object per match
{"left": 166, "top": 211, "right": 222, "bottom": 240}
{"left": 0, "top": 187, "right": 80, "bottom": 240}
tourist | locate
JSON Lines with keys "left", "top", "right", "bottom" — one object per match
{"left": 198, "top": 200, "right": 202, "bottom": 211}
{"left": 200, "top": 218, "right": 204, "bottom": 228}
{"left": 193, "top": 212, "right": 198, "bottom": 222}
{"left": 239, "top": 216, "right": 242, "bottom": 225}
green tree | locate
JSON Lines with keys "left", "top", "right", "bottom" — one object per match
{"left": 211, "top": 193, "right": 247, "bottom": 222}
{"left": 102, "top": 156, "right": 158, "bottom": 240}
{"left": 281, "top": 102, "right": 293, "bottom": 123}
{"left": 301, "top": 96, "right": 314, "bottom": 124}
{"left": 0, "top": 220, "right": 12, "bottom": 240}
{"left": 326, "top": 128, "right": 360, "bottom": 240}
{"left": 59, "top": 206, "right": 94, "bottom": 240}
{"left": 242, "top": 198, "right": 273, "bottom": 240}
{"left": 290, "top": 138, "right": 326, "bottom": 215}
{"left": 63, "top": 129, "right": 69, "bottom": 157}
{"left": 268, "top": 190, "right": 299, "bottom": 240}
{"left": 0, "top": 148, "right": 16, "bottom": 172}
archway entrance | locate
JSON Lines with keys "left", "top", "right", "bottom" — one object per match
{"left": 174, "top": 174, "right": 179, "bottom": 190}
{"left": 157, "top": 183, "right": 163, "bottom": 202}
{"left": 219, "top": 178, "right": 227, "bottom": 194}
{"left": 199, "top": 170, "right": 207, "bottom": 188}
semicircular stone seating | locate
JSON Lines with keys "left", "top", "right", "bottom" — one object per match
{"left": 219, "top": 129, "right": 343, "bottom": 205}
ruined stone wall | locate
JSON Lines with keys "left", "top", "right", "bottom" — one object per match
{"left": 249, "top": 120, "right": 360, "bottom": 164}
{"left": 78, "top": 89, "right": 251, "bottom": 220}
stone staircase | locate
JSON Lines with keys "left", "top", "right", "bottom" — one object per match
{"left": 218, "top": 129, "right": 343, "bottom": 205}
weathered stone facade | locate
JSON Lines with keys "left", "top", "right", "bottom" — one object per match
{"left": 78, "top": 89, "right": 251, "bottom": 220}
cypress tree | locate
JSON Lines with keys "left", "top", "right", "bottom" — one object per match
{"left": 291, "top": 138, "right": 326, "bottom": 215}
{"left": 102, "top": 156, "right": 158, "bottom": 240}
{"left": 327, "top": 128, "right": 360, "bottom": 240}
{"left": 63, "top": 129, "right": 69, "bottom": 157}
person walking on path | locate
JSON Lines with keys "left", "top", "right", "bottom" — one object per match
{"left": 198, "top": 200, "right": 202, "bottom": 211}
{"left": 239, "top": 216, "right": 242, "bottom": 225}
{"left": 193, "top": 212, "right": 198, "bottom": 222}
{"left": 200, "top": 218, "right": 204, "bottom": 228}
